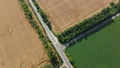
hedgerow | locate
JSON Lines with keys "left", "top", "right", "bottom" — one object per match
{"left": 57, "top": 1, "right": 120, "bottom": 43}
{"left": 32, "top": 0, "right": 52, "bottom": 30}
{"left": 19, "top": 0, "right": 62, "bottom": 67}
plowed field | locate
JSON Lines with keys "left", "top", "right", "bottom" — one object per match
{"left": 37, "top": 0, "right": 118, "bottom": 33}
{"left": 0, "top": 0, "right": 49, "bottom": 68}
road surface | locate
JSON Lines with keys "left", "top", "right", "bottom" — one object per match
{"left": 28, "top": 0, "right": 73, "bottom": 68}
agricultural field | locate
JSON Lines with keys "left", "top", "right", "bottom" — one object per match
{"left": 66, "top": 16, "right": 120, "bottom": 68}
{"left": 37, "top": 0, "right": 118, "bottom": 33}
{"left": 0, "top": 0, "right": 49, "bottom": 68}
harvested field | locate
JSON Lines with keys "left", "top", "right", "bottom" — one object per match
{"left": 0, "top": 0, "right": 49, "bottom": 68}
{"left": 37, "top": 0, "right": 118, "bottom": 33}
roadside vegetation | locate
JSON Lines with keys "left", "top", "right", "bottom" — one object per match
{"left": 32, "top": 0, "right": 52, "bottom": 30}
{"left": 65, "top": 50, "right": 75, "bottom": 68}
{"left": 66, "top": 16, "right": 120, "bottom": 68}
{"left": 19, "top": 0, "right": 62, "bottom": 67}
{"left": 57, "top": 1, "right": 120, "bottom": 43}
{"left": 64, "top": 1, "right": 120, "bottom": 67}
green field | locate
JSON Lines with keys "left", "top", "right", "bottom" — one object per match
{"left": 66, "top": 16, "right": 120, "bottom": 68}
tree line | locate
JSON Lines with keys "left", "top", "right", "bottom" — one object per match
{"left": 19, "top": 0, "right": 62, "bottom": 67}
{"left": 32, "top": 0, "right": 52, "bottom": 30}
{"left": 57, "top": 1, "right": 120, "bottom": 43}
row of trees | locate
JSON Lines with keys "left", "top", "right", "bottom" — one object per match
{"left": 33, "top": 0, "right": 52, "bottom": 30}
{"left": 19, "top": 0, "right": 62, "bottom": 67}
{"left": 57, "top": 1, "right": 120, "bottom": 43}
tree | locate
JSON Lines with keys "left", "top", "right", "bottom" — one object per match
{"left": 110, "top": 2, "right": 115, "bottom": 6}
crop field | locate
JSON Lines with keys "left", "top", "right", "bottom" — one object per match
{"left": 0, "top": 0, "right": 49, "bottom": 68}
{"left": 66, "top": 16, "right": 120, "bottom": 68}
{"left": 37, "top": 0, "right": 118, "bottom": 33}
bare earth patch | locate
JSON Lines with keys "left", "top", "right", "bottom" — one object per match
{"left": 0, "top": 0, "right": 49, "bottom": 68}
{"left": 37, "top": 0, "right": 118, "bottom": 33}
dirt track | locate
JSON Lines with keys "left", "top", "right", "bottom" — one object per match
{"left": 37, "top": 0, "right": 118, "bottom": 33}
{"left": 0, "top": 0, "right": 49, "bottom": 68}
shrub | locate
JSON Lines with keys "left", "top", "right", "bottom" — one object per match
{"left": 33, "top": 0, "right": 52, "bottom": 30}
{"left": 19, "top": 0, "right": 62, "bottom": 67}
{"left": 57, "top": 1, "right": 120, "bottom": 44}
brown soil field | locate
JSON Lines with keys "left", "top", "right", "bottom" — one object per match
{"left": 37, "top": 0, "right": 118, "bottom": 33}
{"left": 0, "top": 0, "right": 49, "bottom": 68}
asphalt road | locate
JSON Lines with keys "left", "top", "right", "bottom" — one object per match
{"left": 28, "top": 0, "right": 73, "bottom": 68}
